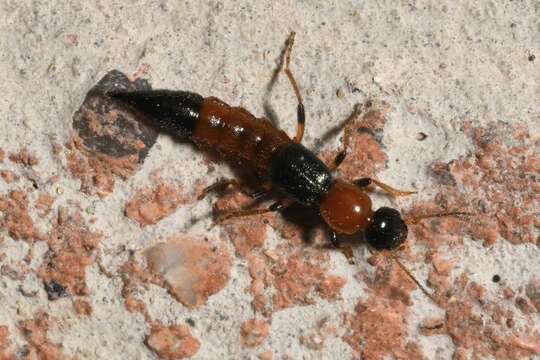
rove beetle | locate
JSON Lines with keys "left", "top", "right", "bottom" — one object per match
{"left": 109, "top": 33, "right": 467, "bottom": 297}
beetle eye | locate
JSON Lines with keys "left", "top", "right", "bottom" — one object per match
{"left": 365, "top": 207, "right": 407, "bottom": 250}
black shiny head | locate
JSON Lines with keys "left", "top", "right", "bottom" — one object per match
{"left": 365, "top": 207, "right": 407, "bottom": 250}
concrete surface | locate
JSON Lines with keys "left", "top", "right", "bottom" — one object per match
{"left": 0, "top": 1, "right": 539, "bottom": 359}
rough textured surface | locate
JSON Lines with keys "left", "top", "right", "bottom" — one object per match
{"left": 146, "top": 324, "right": 200, "bottom": 360}
{"left": 0, "top": 1, "right": 539, "bottom": 359}
{"left": 68, "top": 70, "right": 158, "bottom": 197}
{"left": 125, "top": 182, "right": 188, "bottom": 227}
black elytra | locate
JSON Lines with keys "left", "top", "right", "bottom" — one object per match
{"left": 270, "top": 142, "right": 332, "bottom": 206}
{"left": 365, "top": 207, "right": 408, "bottom": 250}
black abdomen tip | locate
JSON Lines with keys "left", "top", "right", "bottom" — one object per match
{"left": 109, "top": 90, "right": 203, "bottom": 137}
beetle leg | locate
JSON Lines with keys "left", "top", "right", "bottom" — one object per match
{"left": 329, "top": 230, "right": 339, "bottom": 247}
{"left": 353, "top": 177, "right": 416, "bottom": 197}
{"left": 216, "top": 199, "right": 292, "bottom": 223}
{"left": 340, "top": 245, "right": 356, "bottom": 265}
{"left": 328, "top": 230, "right": 356, "bottom": 264}
{"left": 283, "top": 32, "right": 306, "bottom": 144}
{"left": 198, "top": 178, "right": 269, "bottom": 201}
{"left": 328, "top": 104, "right": 363, "bottom": 172}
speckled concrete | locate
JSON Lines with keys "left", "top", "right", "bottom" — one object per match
{"left": 0, "top": 1, "right": 539, "bottom": 359}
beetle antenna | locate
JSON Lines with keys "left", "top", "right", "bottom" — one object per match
{"left": 405, "top": 211, "right": 473, "bottom": 225}
{"left": 390, "top": 253, "right": 437, "bottom": 304}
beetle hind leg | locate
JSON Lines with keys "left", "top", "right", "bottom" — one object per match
{"left": 282, "top": 32, "right": 306, "bottom": 144}
{"left": 327, "top": 104, "right": 363, "bottom": 172}
{"left": 215, "top": 199, "right": 292, "bottom": 223}
{"left": 198, "top": 178, "right": 269, "bottom": 201}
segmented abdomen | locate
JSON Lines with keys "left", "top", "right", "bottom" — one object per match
{"left": 194, "top": 97, "right": 292, "bottom": 175}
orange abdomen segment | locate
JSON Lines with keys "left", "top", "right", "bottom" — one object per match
{"left": 193, "top": 97, "right": 292, "bottom": 175}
